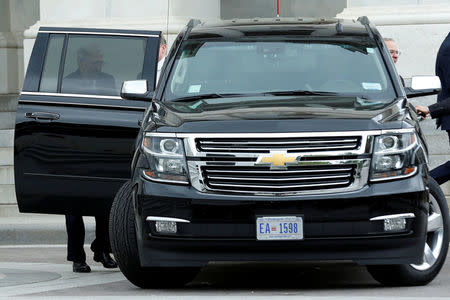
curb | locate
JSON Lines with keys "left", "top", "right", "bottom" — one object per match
{"left": 0, "top": 214, "right": 95, "bottom": 245}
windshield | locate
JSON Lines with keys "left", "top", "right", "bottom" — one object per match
{"left": 163, "top": 39, "right": 396, "bottom": 103}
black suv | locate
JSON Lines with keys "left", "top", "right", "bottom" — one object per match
{"left": 15, "top": 18, "right": 449, "bottom": 288}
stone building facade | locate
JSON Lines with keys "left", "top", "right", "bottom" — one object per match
{"left": 1, "top": 0, "right": 450, "bottom": 215}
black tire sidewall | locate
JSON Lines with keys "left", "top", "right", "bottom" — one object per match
{"left": 109, "top": 181, "right": 144, "bottom": 285}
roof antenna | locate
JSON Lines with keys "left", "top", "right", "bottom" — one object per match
{"left": 336, "top": 19, "right": 344, "bottom": 33}
{"left": 276, "top": 0, "right": 280, "bottom": 17}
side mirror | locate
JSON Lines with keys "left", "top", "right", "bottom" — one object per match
{"left": 405, "top": 75, "right": 441, "bottom": 98}
{"left": 120, "top": 80, "right": 153, "bottom": 101}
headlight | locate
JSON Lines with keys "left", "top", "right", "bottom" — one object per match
{"left": 141, "top": 135, "right": 189, "bottom": 184}
{"left": 370, "top": 131, "right": 418, "bottom": 181}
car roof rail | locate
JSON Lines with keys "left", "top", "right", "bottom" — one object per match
{"left": 357, "top": 16, "right": 370, "bottom": 26}
{"left": 335, "top": 19, "right": 344, "bottom": 34}
{"left": 187, "top": 19, "right": 202, "bottom": 29}
{"left": 183, "top": 19, "right": 202, "bottom": 41}
{"left": 357, "top": 16, "right": 374, "bottom": 38}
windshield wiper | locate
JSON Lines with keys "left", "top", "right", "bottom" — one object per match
{"left": 171, "top": 93, "right": 246, "bottom": 102}
{"left": 264, "top": 90, "right": 340, "bottom": 96}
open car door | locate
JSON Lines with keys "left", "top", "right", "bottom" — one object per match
{"left": 15, "top": 27, "right": 161, "bottom": 215}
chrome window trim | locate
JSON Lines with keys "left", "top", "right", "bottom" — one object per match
{"left": 146, "top": 216, "right": 190, "bottom": 223}
{"left": 18, "top": 99, "right": 146, "bottom": 111}
{"left": 39, "top": 30, "right": 159, "bottom": 38}
{"left": 21, "top": 91, "right": 122, "bottom": 100}
{"left": 370, "top": 213, "right": 415, "bottom": 221}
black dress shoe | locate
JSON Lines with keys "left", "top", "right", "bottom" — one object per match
{"left": 93, "top": 252, "right": 118, "bottom": 268}
{"left": 73, "top": 262, "right": 91, "bottom": 273}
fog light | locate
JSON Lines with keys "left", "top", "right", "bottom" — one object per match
{"left": 155, "top": 221, "right": 177, "bottom": 233}
{"left": 384, "top": 217, "right": 406, "bottom": 232}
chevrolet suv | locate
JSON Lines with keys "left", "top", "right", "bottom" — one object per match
{"left": 109, "top": 17, "right": 449, "bottom": 288}
{"left": 15, "top": 17, "right": 448, "bottom": 289}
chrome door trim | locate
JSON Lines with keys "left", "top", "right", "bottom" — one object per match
{"left": 21, "top": 91, "right": 122, "bottom": 100}
{"left": 39, "top": 30, "right": 159, "bottom": 38}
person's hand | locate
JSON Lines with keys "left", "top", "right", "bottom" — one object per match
{"left": 414, "top": 105, "right": 430, "bottom": 119}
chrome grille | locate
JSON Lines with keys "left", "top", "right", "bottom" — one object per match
{"left": 196, "top": 136, "right": 361, "bottom": 153}
{"left": 181, "top": 131, "right": 375, "bottom": 195}
{"left": 202, "top": 165, "right": 355, "bottom": 193}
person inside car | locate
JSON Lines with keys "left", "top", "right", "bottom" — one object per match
{"left": 62, "top": 45, "right": 116, "bottom": 95}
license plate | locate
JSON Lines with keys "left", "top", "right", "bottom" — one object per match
{"left": 256, "top": 216, "right": 303, "bottom": 240}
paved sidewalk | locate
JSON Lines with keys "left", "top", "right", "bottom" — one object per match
{"left": 0, "top": 213, "right": 95, "bottom": 245}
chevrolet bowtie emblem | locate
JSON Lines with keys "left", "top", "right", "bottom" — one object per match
{"left": 256, "top": 151, "right": 298, "bottom": 169}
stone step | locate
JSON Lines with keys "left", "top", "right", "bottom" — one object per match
{"left": 0, "top": 111, "right": 16, "bottom": 130}
{"left": 0, "top": 94, "right": 18, "bottom": 112}
{"left": 0, "top": 129, "right": 14, "bottom": 147}
{"left": 0, "top": 185, "right": 16, "bottom": 204}
{"left": 0, "top": 165, "right": 14, "bottom": 185}
{"left": 0, "top": 147, "right": 13, "bottom": 165}
{"left": 0, "top": 207, "right": 95, "bottom": 245}
{"left": 424, "top": 134, "right": 450, "bottom": 155}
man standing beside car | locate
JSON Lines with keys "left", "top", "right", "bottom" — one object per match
{"left": 156, "top": 34, "right": 167, "bottom": 84}
{"left": 415, "top": 32, "right": 450, "bottom": 185}
{"left": 384, "top": 37, "right": 405, "bottom": 86}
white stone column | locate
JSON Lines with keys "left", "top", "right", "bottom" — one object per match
{"left": 0, "top": 0, "right": 39, "bottom": 215}
{"left": 339, "top": 1, "right": 450, "bottom": 198}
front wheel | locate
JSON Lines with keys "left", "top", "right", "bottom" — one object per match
{"left": 367, "top": 177, "right": 449, "bottom": 286}
{"left": 109, "top": 181, "right": 199, "bottom": 288}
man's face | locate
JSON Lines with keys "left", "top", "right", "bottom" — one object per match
{"left": 79, "top": 51, "right": 104, "bottom": 75}
{"left": 385, "top": 40, "right": 399, "bottom": 64}
{"left": 158, "top": 44, "right": 167, "bottom": 62}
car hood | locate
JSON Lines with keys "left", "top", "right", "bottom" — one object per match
{"left": 149, "top": 96, "right": 408, "bottom": 133}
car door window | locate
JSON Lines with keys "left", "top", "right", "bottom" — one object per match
{"left": 61, "top": 35, "right": 147, "bottom": 96}
{"left": 39, "top": 34, "right": 65, "bottom": 93}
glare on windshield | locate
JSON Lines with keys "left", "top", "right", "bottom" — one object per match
{"left": 164, "top": 40, "right": 395, "bottom": 102}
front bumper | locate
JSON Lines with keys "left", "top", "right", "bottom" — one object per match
{"left": 133, "top": 173, "right": 428, "bottom": 267}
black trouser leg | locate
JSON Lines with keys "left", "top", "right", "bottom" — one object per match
{"left": 90, "top": 214, "right": 111, "bottom": 254}
{"left": 65, "top": 215, "right": 86, "bottom": 263}
{"left": 430, "top": 130, "right": 450, "bottom": 185}
{"left": 430, "top": 161, "right": 450, "bottom": 184}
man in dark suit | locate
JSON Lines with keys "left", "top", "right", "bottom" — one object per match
{"left": 62, "top": 45, "right": 118, "bottom": 272}
{"left": 66, "top": 214, "right": 117, "bottom": 272}
{"left": 62, "top": 46, "right": 116, "bottom": 96}
{"left": 415, "top": 32, "right": 450, "bottom": 184}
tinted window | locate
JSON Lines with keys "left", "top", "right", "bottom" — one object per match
{"left": 61, "top": 35, "right": 146, "bottom": 96}
{"left": 39, "top": 34, "right": 64, "bottom": 92}
{"left": 165, "top": 39, "right": 396, "bottom": 101}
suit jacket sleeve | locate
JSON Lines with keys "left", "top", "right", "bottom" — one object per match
{"left": 429, "top": 97, "right": 450, "bottom": 119}
{"left": 441, "top": 53, "right": 450, "bottom": 97}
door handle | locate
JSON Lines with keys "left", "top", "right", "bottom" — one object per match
{"left": 25, "top": 112, "right": 60, "bottom": 121}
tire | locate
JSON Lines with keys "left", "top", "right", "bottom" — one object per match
{"left": 367, "top": 177, "right": 449, "bottom": 286}
{"left": 109, "top": 181, "right": 199, "bottom": 288}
